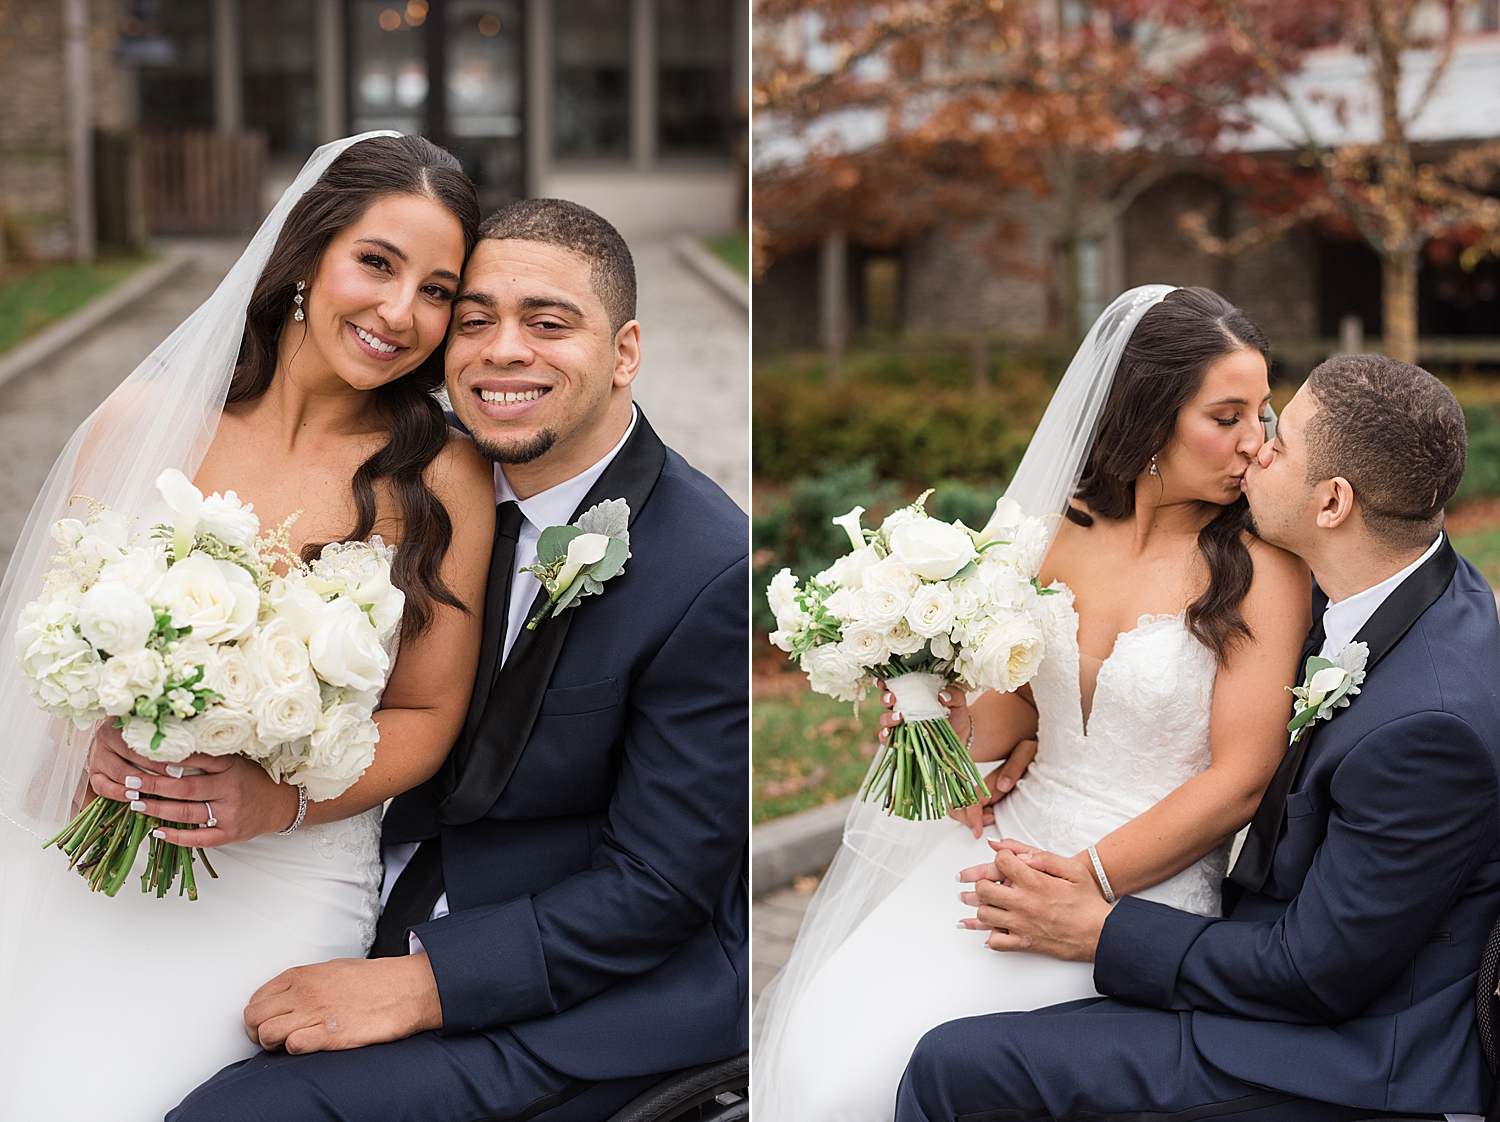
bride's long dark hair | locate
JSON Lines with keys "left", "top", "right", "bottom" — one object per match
{"left": 229, "top": 135, "right": 481, "bottom": 636}
{"left": 1066, "top": 286, "right": 1270, "bottom": 664}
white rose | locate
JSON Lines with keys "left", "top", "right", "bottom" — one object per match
{"left": 878, "top": 506, "right": 923, "bottom": 535}
{"left": 839, "top": 622, "right": 891, "bottom": 667}
{"left": 96, "top": 648, "right": 168, "bottom": 717}
{"left": 861, "top": 584, "right": 910, "bottom": 630}
{"left": 766, "top": 569, "right": 807, "bottom": 634}
{"left": 252, "top": 682, "right": 322, "bottom": 746}
{"left": 972, "top": 618, "right": 1046, "bottom": 694}
{"left": 166, "top": 637, "right": 219, "bottom": 684}
{"left": 817, "top": 545, "right": 880, "bottom": 591}
{"left": 122, "top": 714, "right": 198, "bottom": 762}
{"left": 98, "top": 546, "right": 168, "bottom": 601}
{"left": 824, "top": 586, "right": 859, "bottom": 623}
{"left": 905, "top": 583, "right": 958, "bottom": 638}
{"left": 268, "top": 577, "right": 331, "bottom": 642}
{"left": 188, "top": 704, "right": 259, "bottom": 757}
{"left": 294, "top": 703, "right": 380, "bottom": 801}
{"left": 886, "top": 518, "right": 978, "bottom": 581}
{"left": 800, "top": 643, "right": 865, "bottom": 702}
{"left": 208, "top": 646, "right": 255, "bottom": 709}
{"left": 246, "top": 617, "right": 314, "bottom": 690}
{"left": 157, "top": 553, "right": 259, "bottom": 644}
{"left": 312, "top": 547, "right": 404, "bottom": 641}
{"left": 861, "top": 556, "right": 921, "bottom": 599}
{"left": 77, "top": 580, "right": 155, "bottom": 655}
{"left": 307, "top": 596, "right": 389, "bottom": 692}
{"left": 197, "top": 491, "right": 260, "bottom": 548}
{"left": 886, "top": 620, "right": 927, "bottom": 656}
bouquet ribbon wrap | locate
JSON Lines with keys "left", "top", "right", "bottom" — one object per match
{"left": 885, "top": 672, "right": 951, "bottom": 723}
{"left": 865, "top": 672, "right": 985, "bottom": 820}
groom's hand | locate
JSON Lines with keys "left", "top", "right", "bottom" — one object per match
{"left": 956, "top": 840, "right": 1111, "bottom": 962}
{"left": 244, "top": 953, "right": 443, "bottom": 1054}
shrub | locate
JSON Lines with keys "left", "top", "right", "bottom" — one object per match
{"left": 1457, "top": 404, "right": 1500, "bottom": 500}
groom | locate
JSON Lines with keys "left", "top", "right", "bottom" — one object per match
{"left": 172, "top": 200, "right": 748, "bottom": 1120}
{"left": 897, "top": 355, "right": 1500, "bottom": 1120}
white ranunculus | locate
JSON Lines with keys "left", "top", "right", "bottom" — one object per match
{"left": 123, "top": 714, "right": 198, "bottom": 762}
{"left": 77, "top": 580, "right": 155, "bottom": 655}
{"left": 308, "top": 595, "right": 389, "bottom": 692}
{"left": 96, "top": 648, "right": 168, "bottom": 717}
{"left": 905, "top": 583, "right": 958, "bottom": 638}
{"left": 862, "top": 556, "right": 921, "bottom": 599}
{"left": 295, "top": 703, "right": 380, "bottom": 801}
{"left": 886, "top": 620, "right": 927, "bottom": 656}
{"left": 246, "top": 617, "right": 314, "bottom": 690}
{"left": 800, "top": 643, "right": 865, "bottom": 702}
{"left": 861, "top": 584, "right": 910, "bottom": 630}
{"left": 198, "top": 491, "right": 260, "bottom": 548}
{"left": 208, "top": 646, "right": 255, "bottom": 709}
{"left": 975, "top": 496, "right": 1025, "bottom": 546}
{"left": 886, "top": 518, "right": 978, "bottom": 581}
{"left": 839, "top": 622, "right": 891, "bottom": 667}
{"left": 189, "top": 704, "right": 259, "bottom": 757}
{"left": 157, "top": 553, "right": 258, "bottom": 644}
{"left": 252, "top": 682, "right": 322, "bottom": 746}
{"left": 973, "top": 617, "right": 1046, "bottom": 694}
{"left": 818, "top": 545, "right": 880, "bottom": 591}
{"left": 831, "top": 506, "right": 866, "bottom": 552}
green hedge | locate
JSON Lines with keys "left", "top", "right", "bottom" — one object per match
{"left": 1458, "top": 404, "right": 1500, "bottom": 500}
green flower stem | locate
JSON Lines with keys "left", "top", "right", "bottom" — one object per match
{"left": 44, "top": 798, "right": 207, "bottom": 900}
{"left": 862, "top": 714, "right": 987, "bottom": 821}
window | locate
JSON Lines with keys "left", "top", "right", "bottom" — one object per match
{"left": 554, "top": 0, "right": 631, "bottom": 159}
{"left": 446, "top": 0, "right": 525, "bottom": 209}
{"left": 657, "top": 0, "right": 732, "bottom": 156}
{"left": 243, "top": 0, "right": 317, "bottom": 157}
{"left": 350, "top": 1, "right": 429, "bottom": 136}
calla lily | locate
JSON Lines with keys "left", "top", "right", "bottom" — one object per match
{"left": 156, "top": 469, "right": 203, "bottom": 560}
{"left": 554, "top": 533, "right": 611, "bottom": 598}
{"left": 975, "top": 496, "right": 1024, "bottom": 546}
{"left": 832, "top": 506, "right": 866, "bottom": 553}
{"left": 1305, "top": 666, "right": 1349, "bottom": 708}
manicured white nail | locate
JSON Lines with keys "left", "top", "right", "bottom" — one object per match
{"left": 124, "top": 775, "right": 142, "bottom": 790}
{"left": 130, "top": 800, "right": 146, "bottom": 812}
{"left": 956, "top": 921, "right": 967, "bottom": 929}
{"left": 165, "top": 764, "right": 185, "bottom": 778}
{"left": 151, "top": 829, "right": 166, "bottom": 840}
{"left": 954, "top": 872, "right": 963, "bottom": 882}
{"left": 893, "top": 711, "right": 902, "bottom": 723}
{"left": 939, "top": 691, "right": 951, "bottom": 703}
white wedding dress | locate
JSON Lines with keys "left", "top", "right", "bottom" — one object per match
{"left": 0, "top": 566, "right": 398, "bottom": 1122}
{"left": 766, "top": 585, "right": 1228, "bottom": 1122}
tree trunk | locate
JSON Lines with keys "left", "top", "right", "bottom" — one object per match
{"left": 1054, "top": 149, "right": 1083, "bottom": 348}
{"left": 1380, "top": 249, "right": 1419, "bottom": 365}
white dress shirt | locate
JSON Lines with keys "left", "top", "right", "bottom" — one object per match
{"left": 1316, "top": 531, "right": 1443, "bottom": 663}
{"left": 379, "top": 407, "right": 639, "bottom": 949}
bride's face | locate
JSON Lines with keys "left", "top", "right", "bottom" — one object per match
{"left": 298, "top": 193, "right": 466, "bottom": 392}
{"left": 1153, "top": 347, "right": 1271, "bottom": 507}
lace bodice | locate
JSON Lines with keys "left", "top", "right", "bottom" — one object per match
{"left": 1003, "top": 584, "right": 1228, "bottom": 916}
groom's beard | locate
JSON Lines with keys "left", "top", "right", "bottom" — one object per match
{"left": 474, "top": 429, "right": 557, "bottom": 464}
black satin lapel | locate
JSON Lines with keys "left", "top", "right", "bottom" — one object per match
{"left": 437, "top": 412, "right": 669, "bottom": 825}
{"left": 1229, "top": 537, "right": 1457, "bottom": 895}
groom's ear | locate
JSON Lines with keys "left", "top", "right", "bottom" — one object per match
{"left": 1315, "top": 476, "right": 1358, "bottom": 531}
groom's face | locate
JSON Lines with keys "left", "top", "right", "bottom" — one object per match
{"left": 1244, "top": 385, "right": 1319, "bottom": 550}
{"left": 446, "top": 237, "right": 639, "bottom": 480}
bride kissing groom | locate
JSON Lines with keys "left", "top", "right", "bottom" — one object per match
{"left": 903, "top": 353, "right": 1500, "bottom": 1120}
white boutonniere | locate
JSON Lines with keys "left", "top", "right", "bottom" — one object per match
{"left": 1287, "top": 641, "right": 1369, "bottom": 741}
{"left": 521, "top": 499, "right": 631, "bottom": 630}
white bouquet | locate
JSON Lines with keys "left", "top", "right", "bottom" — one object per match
{"left": 14, "top": 470, "right": 402, "bottom": 899}
{"left": 767, "top": 492, "right": 1055, "bottom": 820}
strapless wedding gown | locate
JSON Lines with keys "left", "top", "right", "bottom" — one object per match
{"left": 768, "top": 586, "right": 1228, "bottom": 1122}
{"left": 0, "top": 558, "right": 399, "bottom": 1122}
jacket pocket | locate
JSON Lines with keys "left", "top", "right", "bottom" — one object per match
{"left": 540, "top": 677, "right": 620, "bottom": 716}
{"left": 1285, "top": 788, "right": 1316, "bottom": 818}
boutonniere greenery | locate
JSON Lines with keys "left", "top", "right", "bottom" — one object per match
{"left": 1287, "top": 641, "right": 1368, "bottom": 741}
{"left": 522, "top": 499, "right": 631, "bottom": 630}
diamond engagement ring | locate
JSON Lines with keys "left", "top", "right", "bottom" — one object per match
{"left": 203, "top": 802, "right": 217, "bottom": 828}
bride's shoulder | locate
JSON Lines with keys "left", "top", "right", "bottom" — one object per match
{"left": 1239, "top": 533, "right": 1312, "bottom": 637}
{"left": 423, "top": 427, "right": 495, "bottom": 520}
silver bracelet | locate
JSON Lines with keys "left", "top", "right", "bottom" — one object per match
{"left": 964, "top": 712, "right": 975, "bottom": 752}
{"left": 1086, "top": 844, "right": 1117, "bottom": 905}
{"left": 277, "top": 785, "right": 308, "bottom": 835}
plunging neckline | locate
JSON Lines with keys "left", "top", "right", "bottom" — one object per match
{"left": 1071, "top": 604, "right": 1187, "bottom": 738}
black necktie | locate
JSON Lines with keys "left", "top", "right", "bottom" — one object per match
{"left": 370, "top": 502, "right": 524, "bottom": 957}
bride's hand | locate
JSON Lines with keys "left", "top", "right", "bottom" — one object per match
{"left": 88, "top": 725, "right": 300, "bottom": 847}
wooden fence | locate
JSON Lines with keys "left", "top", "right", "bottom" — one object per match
{"left": 142, "top": 129, "right": 266, "bottom": 236}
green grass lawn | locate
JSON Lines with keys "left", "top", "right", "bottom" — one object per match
{"left": 753, "top": 685, "right": 884, "bottom": 824}
{"left": 1453, "top": 526, "right": 1500, "bottom": 586}
{"left": 704, "top": 232, "right": 748, "bottom": 277}
{"left": 0, "top": 255, "right": 154, "bottom": 357}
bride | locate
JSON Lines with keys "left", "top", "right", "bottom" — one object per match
{"left": 752, "top": 286, "right": 1313, "bottom": 1121}
{"left": 0, "top": 133, "right": 496, "bottom": 1120}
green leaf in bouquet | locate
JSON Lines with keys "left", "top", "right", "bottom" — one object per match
{"left": 589, "top": 536, "right": 629, "bottom": 584}
{"left": 1303, "top": 655, "right": 1335, "bottom": 679}
{"left": 949, "top": 560, "right": 979, "bottom": 582}
{"left": 536, "top": 525, "right": 584, "bottom": 567}
{"left": 552, "top": 572, "right": 590, "bottom": 615}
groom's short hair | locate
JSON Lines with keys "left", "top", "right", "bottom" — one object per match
{"left": 477, "top": 199, "right": 636, "bottom": 333}
{"left": 1303, "top": 354, "right": 1466, "bottom": 548}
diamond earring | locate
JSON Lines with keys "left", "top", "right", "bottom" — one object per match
{"left": 293, "top": 280, "right": 306, "bottom": 322}
{"left": 1149, "top": 454, "right": 1159, "bottom": 476}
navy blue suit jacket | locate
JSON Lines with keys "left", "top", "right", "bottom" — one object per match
{"left": 1096, "top": 553, "right": 1500, "bottom": 1114}
{"left": 383, "top": 425, "right": 749, "bottom": 1083}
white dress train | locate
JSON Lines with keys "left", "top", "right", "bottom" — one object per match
{"left": 767, "top": 586, "right": 1228, "bottom": 1122}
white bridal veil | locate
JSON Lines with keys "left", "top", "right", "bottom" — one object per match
{"left": 750, "top": 284, "right": 1177, "bottom": 1119}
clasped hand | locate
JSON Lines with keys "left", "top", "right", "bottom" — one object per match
{"left": 956, "top": 839, "right": 1113, "bottom": 962}
{"left": 87, "top": 723, "right": 300, "bottom": 847}
{"left": 243, "top": 953, "right": 443, "bottom": 1054}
